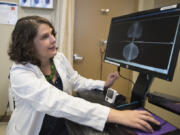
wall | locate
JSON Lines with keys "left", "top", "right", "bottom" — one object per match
{"left": 0, "top": 0, "right": 57, "bottom": 115}
{"left": 73, "top": 0, "right": 138, "bottom": 98}
{"left": 155, "top": 0, "right": 180, "bottom": 8}
{"left": 132, "top": 0, "right": 180, "bottom": 128}
{"left": 138, "top": 0, "right": 155, "bottom": 11}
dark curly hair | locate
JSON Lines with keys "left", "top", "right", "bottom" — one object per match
{"left": 8, "top": 16, "right": 56, "bottom": 66}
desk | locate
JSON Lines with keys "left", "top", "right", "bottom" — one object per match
{"left": 65, "top": 90, "right": 180, "bottom": 135}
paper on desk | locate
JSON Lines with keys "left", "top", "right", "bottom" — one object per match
{"left": 0, "top": 2, "right": 18, "bottom": 25}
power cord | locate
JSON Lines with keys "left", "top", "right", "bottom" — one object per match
{"left": 99, "top": 44, "right": 106, "bottom": 80}
{"left": 117, "top": 66, "right": 135, "bottom": 85}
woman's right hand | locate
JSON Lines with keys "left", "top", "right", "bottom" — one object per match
{"left": 107, "top": 108, "right": 160, "bottom": 133}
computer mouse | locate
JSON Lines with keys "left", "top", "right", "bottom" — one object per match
{"left": 148, "top": 121, "right": 161, "bottom": 131}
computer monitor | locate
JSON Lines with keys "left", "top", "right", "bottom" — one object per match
{"left": 105, "top": 4, "right": 180, "bottom": 81}
{"left": 104, "top": 4, "right": 180, "bottom": 104}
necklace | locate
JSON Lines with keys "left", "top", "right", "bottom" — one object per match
{"left": 45, "top": 60, "right": 55, "bottom": 81}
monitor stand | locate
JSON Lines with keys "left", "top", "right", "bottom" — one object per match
{"left": 115, "top": 72, "right": 154, "bottom": 110}
{"left": 130, "top": 72, "right": 154, "bottom": 107}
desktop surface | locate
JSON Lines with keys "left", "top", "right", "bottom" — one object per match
{"left": 133, "top": 108, "right": 177, "bottom": 135}
{"left": 66, "top": 109, "right": 179, "bottom": 135}
{"left": 66, "top": 90, "right": 180, "bottom": 135}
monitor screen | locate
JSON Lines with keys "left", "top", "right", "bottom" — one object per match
{"left": 105, "top": 4, "right": 180, "bottom": 81}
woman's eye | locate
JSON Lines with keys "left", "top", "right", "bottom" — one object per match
{"left": 41, "top": 34, "right": 49, "bottom": 39}
{"left": 51, "top": 31, "right": 56, "bottom": 37}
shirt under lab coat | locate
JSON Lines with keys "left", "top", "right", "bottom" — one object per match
{"left": 7, "top": 52, "right": 110, "bottom": 135}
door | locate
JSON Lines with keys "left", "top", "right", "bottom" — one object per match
{"left": 73, "top": 0, "right": 138, "bottom": 98}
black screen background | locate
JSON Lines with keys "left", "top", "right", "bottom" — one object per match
{"left": 106, "top": 15, "right": 179, "bottom": 70}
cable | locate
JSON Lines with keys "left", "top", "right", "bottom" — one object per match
{"left": 99, "top": 43, "right": 107, "bottom": 80}
{"left": 117, "top": 66, "right": 135, "bottom": 85}
{"left": 99, "top": 46, "right": 104, "bottom": 80}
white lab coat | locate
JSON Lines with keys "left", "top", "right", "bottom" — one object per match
{"left": 7, "top": 52, "right": 110, "bottom": 135}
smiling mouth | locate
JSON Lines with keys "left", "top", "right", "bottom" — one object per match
{"left": 49, "top": 46, "right": 56, "bottom": 50}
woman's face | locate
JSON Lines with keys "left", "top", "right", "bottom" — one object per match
{"left": 33, "top": 23, "right": 57, "bottom": 62}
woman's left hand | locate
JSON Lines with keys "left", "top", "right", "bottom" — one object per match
{"left": 104, "top": 71, "right": 119, "bottom": 90}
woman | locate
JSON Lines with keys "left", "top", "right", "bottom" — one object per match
{"left": 7, "top": 16, "right": 159, "bottom": 135}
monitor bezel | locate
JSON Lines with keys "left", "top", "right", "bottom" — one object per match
{"left": 104, "top": 4, "right": 180, "bottom": 81}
